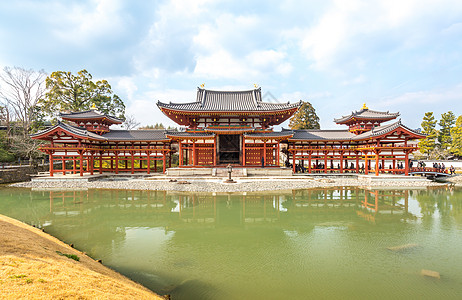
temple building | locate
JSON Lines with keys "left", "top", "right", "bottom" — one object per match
{"left": 31, "top": 87, "right": 425, "bottom": 176}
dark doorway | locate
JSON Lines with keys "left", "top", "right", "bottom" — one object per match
{"left": 218, "top": 134, "right": 240, "bottom": 164}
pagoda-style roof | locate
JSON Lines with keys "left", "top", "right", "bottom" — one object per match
{"left": 102, "top": 130, "right": 169, "bottom": 142}
{"left": 157, "top": 87, "right": 302, "bottom": 114}
{"left": 30, "top": 122, "right": 106, "bottom": 141}
{"left": 334, "top": 108, "right": 399, "bottom": 124}
{"left": 60, "top": 110, "right": 123, "bottom": 124}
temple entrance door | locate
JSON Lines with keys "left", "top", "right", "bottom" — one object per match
{"left": 218, "top": 134, "right": 240, "bottom": 165}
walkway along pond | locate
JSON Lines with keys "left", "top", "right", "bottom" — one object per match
{"left": 0, "top": 186, "right": 461, "bottom": 299}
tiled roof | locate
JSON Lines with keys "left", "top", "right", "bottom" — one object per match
{"left": 352, "top": 120, "right": 425, "bottom": 140}
{"left": 102, "top": 130, "right": 169, "bottom": 141}
{"left": 157, "top": 87, "right": 302, "bottom": 112}
{"left": 290, "top": 129, "right": 355, "bottom": 141}
{"left": 205, "top": 127, "right": 256, "bottom": 134}
{"left": 245, "top": 131, "right": 295, "bottom": 138}
{"left": 60, "top": 110, "right": 123, "bottom": 124}
{"left": 334, "top": 108, "right": 399, "bottom": 124}
{"left": 30, "top": 122, "right": 106, "bottom": 141}
{"left": 166, "top": 131, "right": 215, "bottom": 139}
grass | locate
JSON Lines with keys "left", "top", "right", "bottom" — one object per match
{"left": 56, "top": 251, "right": 80, "bottom": 261}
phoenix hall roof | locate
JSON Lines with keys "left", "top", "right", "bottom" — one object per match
{"left": 157, "top": 87, "right": 302, "bottom": 113}
{"left": 334, "top": 108, "right": 399, "bottom": 124}
{"left": 60, "top": 110, "right": 123, "bottom": 124}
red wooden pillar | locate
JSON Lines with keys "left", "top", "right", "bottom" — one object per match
{"left": 276, "top": 140, "right": 280, "bottom": 167}
{"left": 62, "top": 156, "right": 66, "bottom": 175}
{"left": 375, "top": 150, "right": 380, "bottom": 176}
{"left": 73, "top": 159, "right": 76, "bottom": 174}
{"left": 263, "top": 140, "right": 267, "bottom": 166}
{"left": 147, "top": 151, "right": 151, "bottom": 175}
{"left": 49, "top": 153, "right": 54, "bottom": 177}
{"left": 90, "top": 154, "right": 94, "bottom": 175}
{"left": 155, "top": 154, "right": 157, "bottom": 172}
{"left": 79, "top": 151, "right": 83, "bottom": 176}
{"left": 340, "top": 150, "right": 344, "bottom": 173}
{"left": 355, "top": 152, "right": 359, "bottom": 174}
{"left": 99, "top": 152, "right": 103, "bottom": 174}
{"left": 292, "top": 150, "right": 296, "bottom": 173}
{"left": 190, "top": 140, "right": 194, "bottom": 166}
{"left": 364, "top": 154, "right": 369, "bottom": 175}
{"left": 213, "top": 137, "right": 217, "bottom": 166}
{"left": 323, "top": 149, "right": 327, "bottom": 173}
{"left": 404, "top": 151, "right": 409, "bottom": 176}
{"left": 179, "top": 141, "right": 183, "bottom": 166}
{"left": 131, "top": 150, "right": 135, "bottom": 174}
{"left": 308, "top": 150, "right": 312, "bottom": 173}
{"left": 115, "top": 151, "right": 119, "bottom": 174}
{"left": 162, "top": 151, "right": 166, "bottom": 173}
{"left": 243, "top": 137, "right": 246, "bottom": 166}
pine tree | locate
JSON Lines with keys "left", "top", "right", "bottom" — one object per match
{"left": 418, "top": 112, "right": 437, "bottom": 157}
{"left": 438, "top": 111, "right": 456, "bottom": 150}
{"left": 450, "top": 115, "right": 462, "bottom": 157}
{"left": 288, "top": 101, "right": 320, "bottom": 130}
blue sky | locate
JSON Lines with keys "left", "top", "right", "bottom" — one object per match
{"left": 1, "top": 0, "right": 462, "bottom": 130}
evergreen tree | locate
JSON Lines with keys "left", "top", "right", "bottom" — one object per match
{"left": 39, "top": 69, "right": 125, "bottom": 120}
{"left": 288, "top": 101, "right": 320, "bottom": 130}
{"left": 418, "top": 112, "right": 437, "bottom": 157}
{"left": 450, "top": 115, "right": 462, "bottom": 157}
{"left": 438, "top": 111, "right": 456, "bottom": 150}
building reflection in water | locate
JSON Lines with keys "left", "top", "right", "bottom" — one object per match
{"left": 43, "top": 187, "right": 415, "bottom": 229}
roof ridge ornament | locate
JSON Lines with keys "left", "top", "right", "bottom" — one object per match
{"left": 91, "top": 103, "right": 97, "bottom": 110}
{"left": 200, "top": 83, "right": 205, "bottom": 88}
{"left": 362, "top": 103, "right": 368, "bottom": 110}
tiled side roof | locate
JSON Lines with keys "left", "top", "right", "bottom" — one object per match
{"left": 166, "top": 131, "right": 215, "bottom": 139}
{"left": 334, "top": 109, "right": 399, "bottom": 124}
{"left": 30, "top": 122, "right": 106, "bottom": 141}
{"left": 60, "top": 110, "right": 123, "bottom": 124}
{"left": 352, "top": 120, "right": 425, "bottom": 140}
{"left": 157, "top": 87, "right": 302, "bottom": 112}
{"left": 205, "top": 127, "right": 256, "bottom": 134}
{"left": 244, "top": 131, "right": 294, "bottom": 138}
{"left": 102, "top": 130, "right": 169, "bottom": 141}
{"left": 290, "top": 129, "right": 355, "bottom": 141}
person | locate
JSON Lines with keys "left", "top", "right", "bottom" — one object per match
{"left": 450, "top": 165, "right": 455, "bottom": 175}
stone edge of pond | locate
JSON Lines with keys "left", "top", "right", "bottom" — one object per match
{"left": 7, "top": 176, "right": 448, "bottom": 193}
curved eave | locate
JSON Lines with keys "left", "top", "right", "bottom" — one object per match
{"left": 287, "top": 138, "right": 353, "bottom": 142}
{"left": 61, "top": 116, "right": 123, "bottom": 125}
{"left": 158, "top": 106, "right": 299, "bottom": 116}
{"left": 30, "top": 124, "right": 105, "bottom": 141}
{"left": 334, "top": 115, "right": 398, "bottom": 125}
{"left": 205, "top": 128, "right": 255, "bottom": 134}
{"left": 245, "top": 133, "right": 294, "bottom": 140}
{"left": 354, "top": 125, "right": 426, "bottom": 141}
{"left": 166, "top": 134, "right": 215, "bottom": 140}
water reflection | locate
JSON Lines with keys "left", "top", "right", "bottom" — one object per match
{"left": 1, "top": 186, "right": 462, "bottom": 299}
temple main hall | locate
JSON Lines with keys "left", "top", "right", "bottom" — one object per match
{"left": 31, "top": 87, "right": 425, "bottom": 176}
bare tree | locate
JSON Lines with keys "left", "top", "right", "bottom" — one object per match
{"left": 0, "top": 67, "right": 46, "bottom": 136}
{"left": 122, "top": 114, "right": 140, "bottom": 130}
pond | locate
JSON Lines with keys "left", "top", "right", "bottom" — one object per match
{"left": 0, "top": 186, "right": 461, "bottom": 299}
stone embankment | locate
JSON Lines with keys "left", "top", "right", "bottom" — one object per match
{"left": 0, "top": 165, "right": 48, "bottom": 184}
{"left": 11, "top": 176, "right": 446, "bottom": 193}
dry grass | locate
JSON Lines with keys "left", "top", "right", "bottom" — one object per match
{"left": 0, "top": 214, "right": 165, "bottom": 300}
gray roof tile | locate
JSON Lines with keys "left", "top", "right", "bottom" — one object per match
{"left": 102, "top": 130, "right": 169, "bottom": 141}
{"left": 30, "top": 122, "right": 106, "bottom": 141}
{"left": 334, "top": 108, "right": 399, "bottom": 123}
{"left": 157, "top": 88, "right": 302, "bottom": 112}
{"left": 60, "top": 110, "right": 123, "bottom": 124}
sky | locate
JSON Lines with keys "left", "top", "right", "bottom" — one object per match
{"left": 1, "top": 0, "right": 462, "bottom": 130}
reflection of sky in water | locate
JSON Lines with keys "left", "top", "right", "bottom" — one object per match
{"left": 1, "top": 187, "right": 462, "bottom": 299}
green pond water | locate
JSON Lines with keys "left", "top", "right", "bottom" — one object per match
{"left": 1, "top": 186, "right": 462, "bottom": 299}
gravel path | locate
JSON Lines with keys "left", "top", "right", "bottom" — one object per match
{"left": 10, "top": 177, "right": 447, "bottom": 193}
